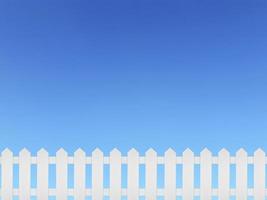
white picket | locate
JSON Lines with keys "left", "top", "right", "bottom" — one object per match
{"left": 92, "top": 148, "right": 104, "bottom": 200}
{"left": 1, "top": 149, "right": 13, "bottom": 200}
{"left": 110, "top": 148, "right": 122, "bottom": 200}
{"left": 1, "top": 148, "right": 267, "bottom": 200}
{"left": 200, "top": 148, "right": 212, "bottom": 200}
{"left": 236, "top": 148, "right": 248, "bottom": 200}
{"left": 19, "top": 148, "right": 31, "bottom": 200}
{"left": 182, "top": 148, "right": 194, "bottom": 200}
{"left": 145, "top": 148, "right": 157, "bottom": 200}
{"left": 164, "top": 148, "right": 176, "bottom": 200}
{"left": 74, "top": 148, "right": 86, "bottom": 200}
{"left": 37, "top": 148, "right": 49, "bottom": 200}
{"left": 254, "top": 149, "right": 265, "bottom": 200}
{"left": 127, "top": 148, "right": 139, "bottom": 200}
{"left": 56, "top": 148, "right": 68, "bottom": 200}
{"left": 218, "top": 149, "right": 230, "bottom": 200}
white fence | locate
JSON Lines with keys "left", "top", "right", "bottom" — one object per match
{"left": 0, "top": 148, "right": 266, "bottom": 200}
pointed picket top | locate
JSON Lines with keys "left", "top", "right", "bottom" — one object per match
{"left": 236, "top": 148, "right": 247, "bottom": 156}
{"left": 110, "top": 148, "right": 121, "bottom": 156}
{"left": 92, "top": 148, "right": 103, "bottom": 156}
{"left": 56, "top": 148, "right": 67, "bottom": 156}
{"left": 19, "top": 148, "right": 30, "bottom": 156}
{"left": 74, "top": 148, "right": 86, "bottom": 156}
{"left": 145, "top": 148, "right": 157, "bottom": 156}
{"left": 37, "top": 148, "right": 48, "bottom": 156}
{"left": 128, "top": 148, "right": 139, "bottom": 156}
{"left": 254, "top": 148, "right": 265, "bottom": 156}
{"left": 200, "top": 148, "right": 211, "bottom": 156}
{"left": 165, "top": 148, "right": 176, "bottom": 156}
{"left": 218, "top": 148, "right": 230, "bottom": 156}
{"left": 183, "top": 148, "right": 194, "bottom": 156}
{"left": 1, "top": 148, "right": 13, "bottom": 156}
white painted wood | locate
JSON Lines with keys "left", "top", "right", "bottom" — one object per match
{"left": 74, "top": 148, "right": 86, "bottom": 200}
{"left": 19, "top": 148, "right": 31, "bottom": 200}
{"left": 164, "top": 148, "right": 176, "bottom": 200}
{"left": 127, "top": 148, "right": 139, "bottom": 200}
{"left": 37, "top": 148, "right": 49, "bottom": 200}
{"left": 218, "top": 148, "right": 230, "bottom": 200}
{"left": 56, "top": 148, "right": 68, "bottom": 200}
{"left": 145, "top": 148, "right": 157, "bottom": 200}
{"left": 200, "top": 148, "right": 212, "bottom": 200}
{"left": 92, "top": 148, "right": 104, "bottom": 200}
{"left": 2, "top": 148, "right": 267, "bottom": 200}
{"left": 110, "top": 148, "right": 122, "bottom": 200}
{"left": 236, "top": 148, "right": 248, "bottom": 200}
{"left": 254, "top": 149, "right": 265, "bottom": 200}
{"left": 1, "top": 148, "right": 13, "bottom": 200}
{"left": 182, "top": 148, "right": 194, "bottom": 200}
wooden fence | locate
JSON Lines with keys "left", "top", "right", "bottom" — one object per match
{"left": 0, "top": 148, "right": 266, "bottom": 200}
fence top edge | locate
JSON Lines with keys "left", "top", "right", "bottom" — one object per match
{"left": 0, "top": 148, "right": 265, "bottom": 156}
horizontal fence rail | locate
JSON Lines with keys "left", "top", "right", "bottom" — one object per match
{"left": 0, "top": 148, "right": 266, "bottom": 200}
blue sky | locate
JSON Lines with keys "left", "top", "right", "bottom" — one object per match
{"left": 0, "top": 0, "right": 267, "bottom": 155}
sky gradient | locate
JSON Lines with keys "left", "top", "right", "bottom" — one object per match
{"left": 0, "top": 0, "right": 267, "bottom": 155}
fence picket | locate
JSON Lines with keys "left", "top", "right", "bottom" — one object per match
{"left": 218, "top": 148, "right": 230, "bottom": 200}
{"left": 110, "top": 148, "right": 122, "bottom": 200}
{"left": 1, "top": 149, "right": 13, "bottom": 200}
{"left": 254, "top": 149, "right": 265, "bottom": 200}
{"left": 236, "top": 148, "right": 248, "bottom": 200}
{"left": 127, "top": 148, "right": 139, "bottom": 200}
{"left": 92, "top": 148, "right": 104, "bottom": 200}
{"left": 37, "top": 148, "right": 49, "bottom": 200}
{"left": 182, "top": 148, "right": 194, "bottom": 200}
{"left": 56, "top": 148, "right": 68, "bottom": 200}
{"left": 19, "top": 148, "right": 31, "bottom": 200}
{"left": 145, "top": 148, "right": 157, "bottom": 200}
{"left": 164, "top": 148, "right": 176, "bottom": 200}
{"left": 74, "top": 148, "right": 86, "bottom": 200}
{"left": 200, "top": 148, "right": 212, "bottom": 200}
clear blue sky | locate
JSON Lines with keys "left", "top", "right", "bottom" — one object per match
{"left": 0, "top": 0, "right": 267, "bottom": 155}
